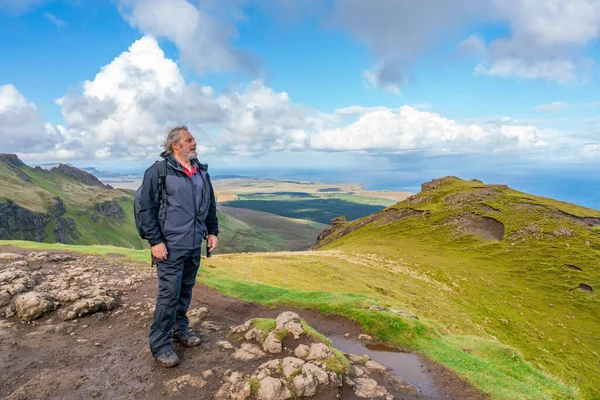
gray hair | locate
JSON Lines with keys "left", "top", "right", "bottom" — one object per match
{"left": 162, "top": 125, "right": 189, "bottom": 154}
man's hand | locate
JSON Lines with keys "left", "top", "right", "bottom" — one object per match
{"left": 207, "top": 234, "right": 218, "bottom": 252}
{"left": 151, "top": 243, "right": 168, "bottom": 261}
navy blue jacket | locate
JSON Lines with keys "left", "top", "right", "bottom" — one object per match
{"left": 138, "top": 152, "right": 218, "bottom": 250}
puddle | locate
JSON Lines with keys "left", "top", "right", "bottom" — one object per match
{"left": 330, "top": 335, "right": 440, "bottom": 398}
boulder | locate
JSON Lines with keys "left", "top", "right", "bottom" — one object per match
{"left": 275, "top": 311, "right": 304, "bottom": 339}
{"left": 307, "top": 343, "right": 334, "bottom": 360}
{"left": 262, "top": 331, "right": 283, "bottom": 354}
{"left": 14, "top": 292, "right": 56, "bottom": 321}
{"left": 59, "top": 295, "right": 116, "bottom": 320}
{"left": 291, "top": 362, "right": 329, "bottom": 397}
{"left": 354, "top": 377, "right": 391, "bottom": 399}
{"left": 294, "top": 344, "right": 310, "bottom": 359}
{"left": 282, "top": 357, "right": 305, "bottom": 378}
{"left": 257, "top": 377, "right": 291, "bottom": 400}
{"left": 245, "top": 328, "right": 263, "bottom": 342}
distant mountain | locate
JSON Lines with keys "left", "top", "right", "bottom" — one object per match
{"left": 81, "top": 167, "right": 137, "bottom": 178}
{"left": 314, "top": 176, "right": 600, "bottom": 398}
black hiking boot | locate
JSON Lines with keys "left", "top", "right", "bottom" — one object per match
{"left": 172, "top": 332, "right": 202, "bottom": 347}
{"left": 154, "top": 350, "right": 180, "bottom": 367}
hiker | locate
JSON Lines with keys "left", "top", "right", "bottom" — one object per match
{"left": 137, "top": 125, "right": 218, "bottom": 367}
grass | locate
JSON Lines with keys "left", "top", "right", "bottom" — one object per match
{"left": 0, "top": 240, "right": 151, "bottom": 262}
{"left": 199, "top": 270, "right": 577, "bottom": 399}
{"left": 316, "top": 177, "right": 599, "bottom": 398}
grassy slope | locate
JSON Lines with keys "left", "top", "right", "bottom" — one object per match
{"left": 316, "top": 177, "right": 600, "bottom": 398}
{"left": 0, "top": 160, "right": 146, "bottom": 249}
{"left": 222, "top": 191, "right": 396, "bottom": 224}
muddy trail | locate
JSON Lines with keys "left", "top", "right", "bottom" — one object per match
{"left": 0, "top": 247, "right": 486, "bottom": 399}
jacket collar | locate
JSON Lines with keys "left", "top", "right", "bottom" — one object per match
{"left": 161, "top": 151, "right": 208, "bottom": 171}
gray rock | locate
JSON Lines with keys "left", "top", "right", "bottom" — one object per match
{"left": 275, "top": 311, "right": 304, "bottom": 339}
{"left": 262, "top": 331, "right": 283, "bottom": 354}
{"left": 291, "top": 362, "right": 329, "bottom": 397}
{"left": 354, "top": 377, "right": 391, "bottom": 399}
{"left": 232, "top": 343, "right": 266, "bottom": 361}
{"left": 307, "top": 343, "right": 334, "bottom": 361}
{"left": 14, "top": 292, "right": 56, "bottom": 321}
{"left": 245, "top": 328, "right": 263, "bottom": 342}
{"left": 294, "top": 344, "right": 310, "bottom": 359}
{"left": 214, "top": 371, "right": 251, "bottom": 400}
{"left": 257, "top": 377, "right": 291, "bottom": 400}
{"left": 282, "top": 357, "right": 305, "bottom": 378}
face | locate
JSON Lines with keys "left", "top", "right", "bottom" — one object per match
{"left": 173, "top": 129, "right": 197, "bottom": 160}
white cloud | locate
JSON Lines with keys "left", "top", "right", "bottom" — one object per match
{"left": 0, "top": 84, "right": 64, "bottom": 154}
{"left": 44, "top": 12, "right": 66, "bottom": 27}
{"left": 118, "top": 0, "right": 259, "bottom": 75}
{"left": 476, "top": 0, "right": 600, "bottom": 82}
{"left": 310, "top": 106, "right": 545, "bottom": 155}
{"left": 47, "top": 36, "right": 318, "bottom": 160}
{"left": 535, "top": 101, "right": 569, "bottom": 113}
{"left": 216, "top": 81, "right": 323, "bottom": 156}
{"left": 327, "top": 0, "right": 600, "bottom": 88}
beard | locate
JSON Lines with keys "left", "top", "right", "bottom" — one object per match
{"left": 184, "top": 150, "right": 197, "bottom": 160}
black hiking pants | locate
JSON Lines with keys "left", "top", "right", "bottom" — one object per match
{"left": 149, "top": 247, "right": 201, "bottom": 356}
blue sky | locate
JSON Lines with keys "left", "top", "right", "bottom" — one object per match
{"left": 1, "top": 0, "right": 600, "bottom": 205}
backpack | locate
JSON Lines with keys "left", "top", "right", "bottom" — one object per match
{"left": 134, "top": 160, "right": 167, "bottom": 239}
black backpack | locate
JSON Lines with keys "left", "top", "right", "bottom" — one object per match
{"left": 134, "top": 160, "right": 167, "bottom": 239}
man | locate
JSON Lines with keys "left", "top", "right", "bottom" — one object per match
{"left": 138, "top": 125, "right": 218, "bottom": 367}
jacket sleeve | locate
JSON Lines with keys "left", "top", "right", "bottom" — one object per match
{"left": 139, "top": 164, "right": 164, "bottom": 246}
{"left": 205, "top": 172, "right": 219, "bottom": 236}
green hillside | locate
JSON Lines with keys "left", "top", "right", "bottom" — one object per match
{"left": 315, "top": 176, "right": 600, "bottom": 398}
{"left": 0, "top": 153, "right": 145, "bottom": 249}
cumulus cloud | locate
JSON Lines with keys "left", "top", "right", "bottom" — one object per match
{"left": 118, "top": 0, "right": 259, "bottom": 75}
{"left": 216, "top": 81, "right": 324, "bottom": 156}
{"left": 0, "top": 84, "right": 64, "bottom": 154}
{"left": 55, "top": 36, "right": 223, "bottom": 160}
{"left": 311, "top": 106, "right": 545, "bottom": 155}
{"left": 535, "top": 101, "right": 570, "bottom": 113}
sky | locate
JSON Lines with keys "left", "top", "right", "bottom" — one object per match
{"left": 1, "top": 0, "right": 600, "bottom": 204}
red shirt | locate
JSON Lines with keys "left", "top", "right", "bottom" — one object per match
{"left": 182, "top": 165, "right": 197, "bottom": 178}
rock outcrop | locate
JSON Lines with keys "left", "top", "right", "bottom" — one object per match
{"left": 0, "top": 201, "right": 50, "bottom": 242}
{"left": 51, "top": 163, "right": 112, "bottom": 189}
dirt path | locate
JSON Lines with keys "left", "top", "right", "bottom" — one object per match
{"left": 0, "top": 247, "right": 486, "bottom": 399}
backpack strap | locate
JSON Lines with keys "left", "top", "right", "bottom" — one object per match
{"left": 156, "top": 160, "right": 167, "bottom": 212}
